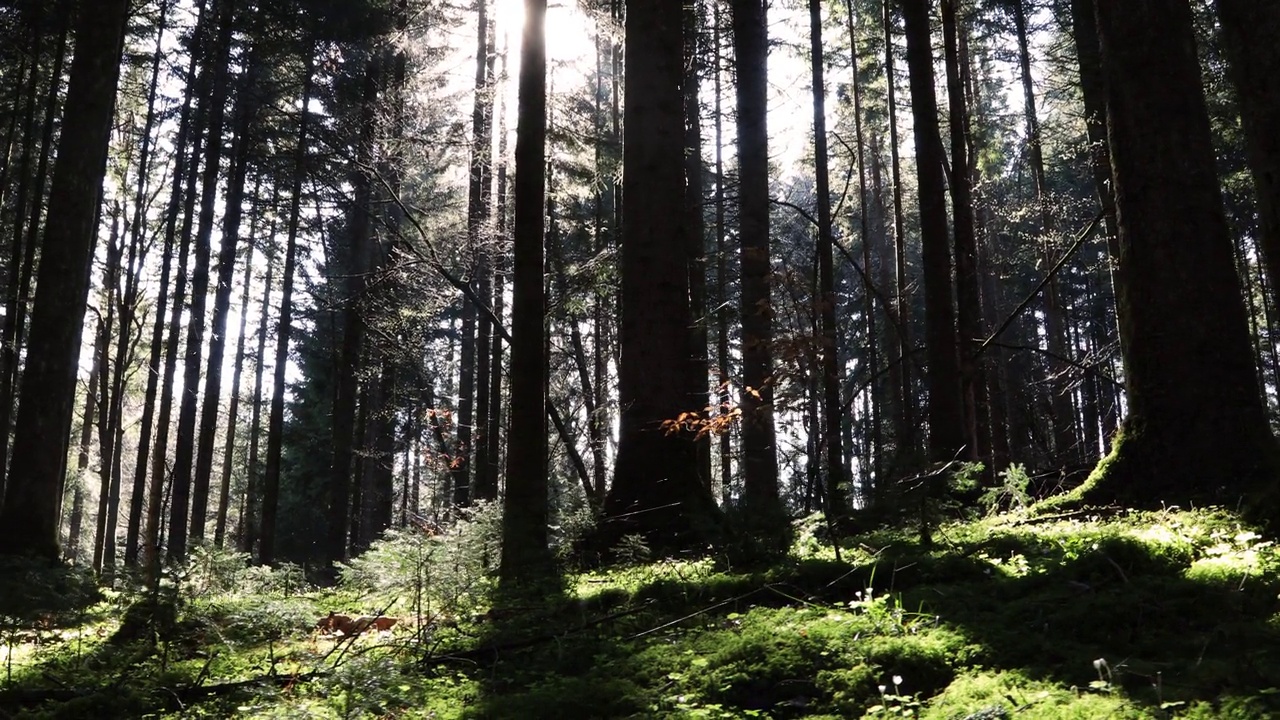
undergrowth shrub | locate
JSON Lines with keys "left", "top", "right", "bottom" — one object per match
{"left": 338, "top": 500, "right": 502, "bottom": 619}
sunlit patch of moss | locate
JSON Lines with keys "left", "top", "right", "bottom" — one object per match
{"left": 922, "top": 670, "right": 1152, "bottom": 719}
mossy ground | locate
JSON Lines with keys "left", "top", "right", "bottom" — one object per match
{"left": 3, "top": 507, "right": 1280, "bottom": 718}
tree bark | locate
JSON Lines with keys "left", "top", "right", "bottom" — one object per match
{"left": 731, "top": 0, "right": 783, "bottom": 525}
{"left": 1081, "top": 0, "right": 1280, "bottom": 516}
{"left": 0, "top": 0, "right": 130, "bottom": 559}
{"left": 901, "top": 0, "right": 964, "bottom": 462}
{"left": 500, "top": 0, "right": 554, "bottom": 587}
{"left": 808, "top": 0, "right": 849, "bottom": 519}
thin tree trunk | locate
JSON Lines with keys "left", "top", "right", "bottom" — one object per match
{"left": 685, "top": 0, "right": 711, "bottom": 493}
{"left": 713, "top": 0, "right": 732, "bottom": 504}
{"left": 260, "top": 55, "right": 314, "bottom": 566}
{"left": 169, "top": 0, "right": 238, "bottom": 559}
{"left": 808, "top": 0, "right": 848, "bottom": 519}
{"left": 883, "top": 0, "right": 914, "bottom": 458}
{"left": 239, "top": 209, "right": 276, "bottom": 554}
{"left": 214, "top": 226, "right": 257, "bottom": 547}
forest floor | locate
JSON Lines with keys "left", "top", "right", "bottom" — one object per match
{"left": 2, "top": 503, "right": 1280, "bottom": 719}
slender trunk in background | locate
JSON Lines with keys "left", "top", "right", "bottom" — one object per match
{"left": 731, "top": 0, "right": 782, "bottom": 521}
{"left": 193, "top": 55, "right": 262, "bottom": 545}
{"left": 901, "top": 0, "right": 964, "bottom": 463}
{"left": 123, "top": 0, "right": 175, "bottom": 566}
{"left": 326, "top": 57, "right": 378, "bottom": 566}
{"left": 808, "top": 0, "right": 848, "bottom": 518}
{"left": 240, "top": 214, "right": 276, "bottom": 554}
{"left": 0, "top": 0, "right": 130, "bottom": 559}
{"left": 169, "top": 0, "right": 239, "bottom": 560}
{"left": 92, "top": 210, "right": 122, "bottom": 576}
{"left": 712, "top": 1, "right": 732, "bottom": 503}
{"left": 473, "top": 13, "right": 497, "bottom": 514}
{"left": 214, "top": 231, "right": 257, "bottom": 547}
{"left": 942, "top": 0, "right": 989, "bottom": 469}
{"left": 67, "top": 348, "right": 102, "bottom": 564}
{"left": 883, "top": 0, "right": 914, "bottom": 457}
{"left": 1012, "top": 0, "right": 1077, "bottom": 463}
{"left": 1217, "top": 0, "right": 1280, "bottom": 319}
{"left": 500, "top": 0, "right": 553, "bottom": 587}
{"left": 685, "top": 0, "right": 712, "bottom": 492}
{"left": 261, "top": 57, "right": 314, "bottom": 566}
{"left": 0, "top": 53, "right": 29, "bottom": 230}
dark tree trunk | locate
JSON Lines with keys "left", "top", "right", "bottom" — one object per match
{"left": 605, "top": 0, "right": 719, "bottom": 552}
{"left": 808, "top": 0, "right": 848, "bottom": 518}
{"left": 942, "top": 0, "right": 989, "bottom": 469}
{"left": 1217, "top": 0, "right": 1280, "bottom": 318}
{"left": 169, "top": 0, "right": 237, "bottom": 560}
{"left": 883, "top": 0, "right": 914, "bottom": 459}
{"left": 901, "top": 0, "right": 963, "bottom": 462}
{"left": 685, "top": 0, "right": 712, "bottom": 494}
{"left": 326, "top": 57, "right": 377, "bottom": 566}
{"left": 500, "top": 0, "right": 554, "bottom": 587}
{"left": 1082, "top": 0, "right": 1280, "bottom": 516}
{"left": 260, "top": 57, "right": 314, "bottom": 566}
{"left": 192, "top": 53, "right": 261, "bottom": 546}
{"left": 731, "top": 0, "right": 782, "bottom": 525}
{"left": 0, "top": 0, "right": 130, "bottom": 559}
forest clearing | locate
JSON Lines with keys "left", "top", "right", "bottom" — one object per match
{"left": 1, "top": 0, "right": 1279, "bottom": 715}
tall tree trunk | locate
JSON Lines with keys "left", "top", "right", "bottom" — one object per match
{"left": 169, "top": 0, "right": 238, "bottom": 560}
{"left": 606, "top": 0, "right": 719, "bottom": 552}
{"left": 192, "top": 53, "right": 260, "bottom": 546}
{"left": 712, "top": 0, "right": 732, "bottom": 503}
{"left": 901, "top": 0, "right": 964, "bottom": 462}
{"left": 883, "top": 0, "right": 914, "bottom": 459}
{"left": 239, "top": 215, "right": 276, "bottom": 554}
{"left": 473, "top": 12, "right": 497, "bottom": 514}
{"left": 500, "top": 0, "right": 553, "bottom": 587}
{"left": 1082, "top": 0, "right": 1280, "bottom": 518}
{"left": 1217, "top": 0, "right": 1280, "bottom": 318}
{"left": 808, "top": 0, "right": 849, "bottom": 519}
{"left": 942, "top": 0, "right": 989, "bottom": 469}
{"left": 685, "top": 0, "right": 712, "bottom": 493}
{"left": 214, "top": 229, "right": 257, "bottom": 547}
{"left": 260, "top": 55, "right": 314, "bottom": 566}
{"left": 122, "top": 0, "right": 174, "bottom": 567}
{"left": 67, "top": 345, "right": 102, "bottom": 565}
{"left": 731, "top": 0, "right": 782, "bottom": 525}
{"left": 1012, "top": 0, "right": 1077, "bottom": 463}
{"left": 326, "top": 57, "right": 378, "bottom": 566}
{"left": 0, "top": 0, "right": 130, "bottom": 559}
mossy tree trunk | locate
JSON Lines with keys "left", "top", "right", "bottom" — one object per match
{"left": 1081, "top": 0, "right": 1280, "bottom": 512}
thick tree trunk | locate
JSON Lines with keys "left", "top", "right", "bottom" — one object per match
{"left": 942, "top": 0, "right": 989, "bottom": 469}
{"left": 685, "top": 0, "right": 712, "bottom": 493}
{"left": 500, "top": 0, "right": 554, "bottom": 587}
{"left": 0, "top": 0, "right": 130, "bottom": 559}
{"left": 901, "top": 0, "right": 964, "bottom": 462}
{"left": 1082, "top": 0, "right": 1280, "bottom": 515}
{"left": 605, "top": 0, "right": 719, "bottom": 553}
{"left": 731, "top": 0, "right": 783, "bottom": 526}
